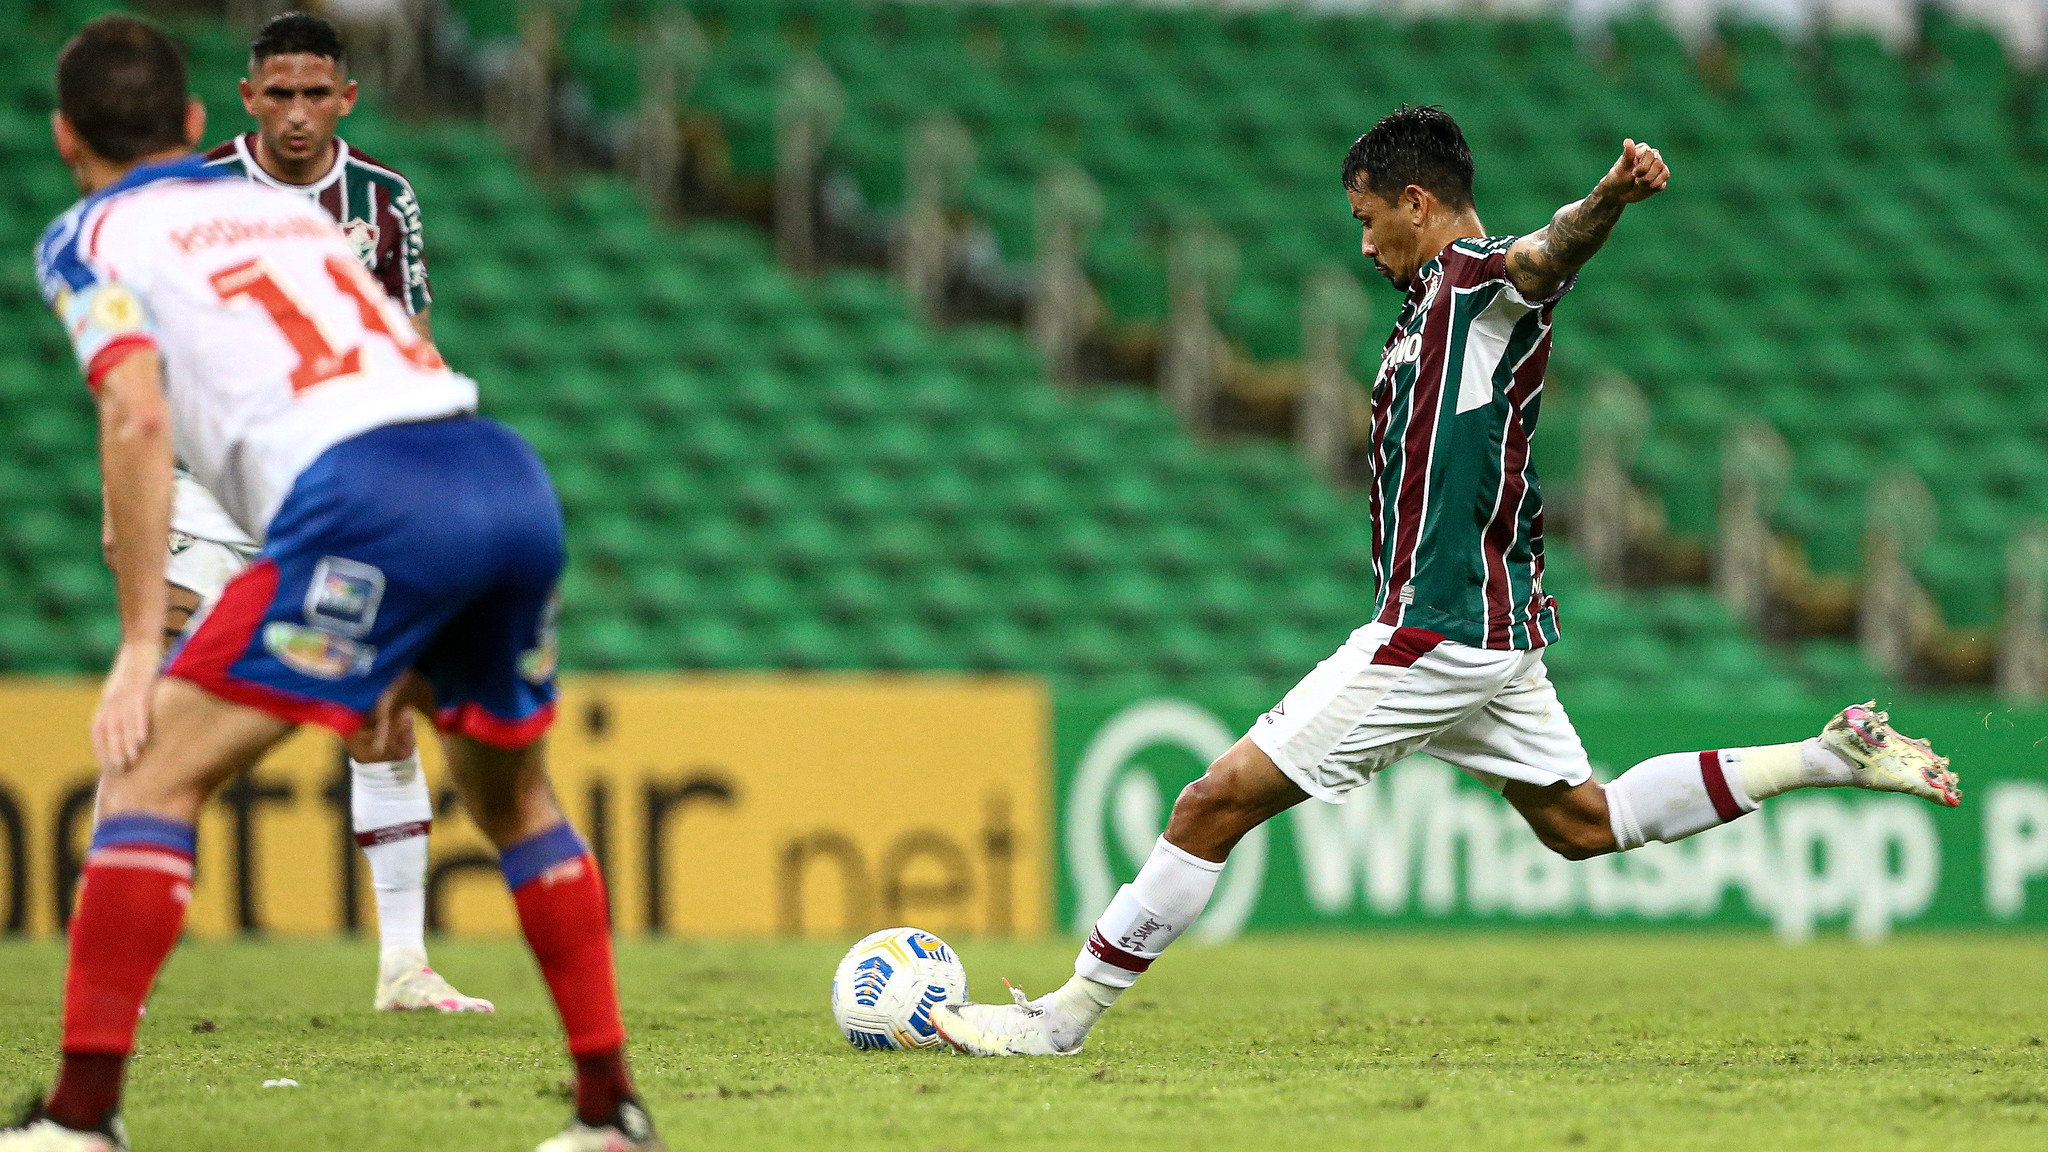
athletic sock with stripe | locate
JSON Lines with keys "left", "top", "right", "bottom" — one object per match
{"left": 351, "top": 752, "right": 433, "bottom": 973}
{"left": 1604, "top": 741, "right": 1855, "bottom": 851}
{"left": 1055, "top": 837, "right": 1222, "bottom": 1045}
{"left": 500, "top": 823, "right": 633, "bottom": 1126}
{"left": 48, "top": 815, "right": 197, "bottom": 1131}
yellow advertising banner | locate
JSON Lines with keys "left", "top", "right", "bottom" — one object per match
{"left": 0, "top": 675, "right": 1050, "bottom": 940}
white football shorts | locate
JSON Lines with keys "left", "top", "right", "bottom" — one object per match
{"left": 167, "top": 471, "right": 258, "bottom": 601}
{"left": 1248, "top": 621, "right": 1593, "bottom": 801}
{"left": 166, "top": 532, "right": 256, "bottom": 601}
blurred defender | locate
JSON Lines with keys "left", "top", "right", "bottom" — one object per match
{"left": 8, "top": 17, "right": 659, "bottom": 1151}
{"left": 147, "top": 9, "right": 486, "bottom": 1017}
{"left": 935, "top": 106, "right": 1963, "bottom": 1058}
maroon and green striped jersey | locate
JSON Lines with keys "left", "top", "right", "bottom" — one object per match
{"left": 203, "top": 132, "right": 431, "bottom": 316}
{"left": 1367, "top": 235, "right": 1569, "bottom": 651}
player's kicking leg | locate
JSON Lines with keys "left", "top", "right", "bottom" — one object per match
{"left": 935, "top": 628, "right": 1960, "bottom": 1057}
{"left": 348, "top": 696, "right": 493, "bottom": 1014}
{"left": 439, "top": 733, "right": 661, "bottom": 1152}
{"left": 4, "top": 680, "right": 295, "bottom": 1149}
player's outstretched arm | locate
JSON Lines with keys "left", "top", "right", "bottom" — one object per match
{"left": 92, "top": 350, "right": 175, "bottom": 772}
{"left": 1505, "top": 139, "right": 1670, "bottom": 302}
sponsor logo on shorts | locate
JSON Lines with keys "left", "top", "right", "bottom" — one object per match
{"left": 264, "top": 622, "right": 375, "bottom": 679}
{"left": 168, "top": 531, "right": 195, "bottom": 557}
{"left": 304, "top": 557, "right": 384, "bottom": 637}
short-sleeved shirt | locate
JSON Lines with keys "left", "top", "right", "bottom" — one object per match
{"left": 1367, "top": 235, "right": 1572, "bottom": 651}
{"left": 35, "top": 157, "right": 474, "bottom": 540}
{"left": 204, "top": 132, "right": 430, "bottom": 316}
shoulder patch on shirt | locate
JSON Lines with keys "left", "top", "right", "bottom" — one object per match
{"left": 89, "top": 283, "right": 146, "bottom": 333}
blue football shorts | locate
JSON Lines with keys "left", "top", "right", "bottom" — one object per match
{"left": 167, "top": 415, "right": 566, "bottom": 748}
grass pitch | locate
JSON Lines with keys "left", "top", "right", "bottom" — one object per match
{"left": 0, "top": 933, "right": 2043, "bottom": 1151}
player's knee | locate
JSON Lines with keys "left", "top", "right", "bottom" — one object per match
{"left": 1165, "top": 743, "right": 1286, "bottom": 852}
{"left": 1171, "top": 771, "right": 1229, "bottom": 825}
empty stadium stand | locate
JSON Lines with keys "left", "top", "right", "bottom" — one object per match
{"left": 6, "top": 0, "right": 1972, "bottom": 706}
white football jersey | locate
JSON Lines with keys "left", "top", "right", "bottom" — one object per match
{"left": 37, "top": 156, "right": 476, "bottom": 542}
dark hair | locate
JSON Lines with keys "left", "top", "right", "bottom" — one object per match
{"left": 56, "top": 15, "right": 190, "bottom": 164}
{"left": 1341, "top": 105, "right": 1475, "bottom": 211}
{"left": 250, "top": 11, "right": 346, "bottom": 68}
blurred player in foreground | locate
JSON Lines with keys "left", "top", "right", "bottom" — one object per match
{"left": 7, "top": 17, "right": 659, "bottom": 1151}
{"left": 166, "top": 9, "right": 486, "bottom": 1016}
{"left": 935, "top": 105, "right": 1962, "bottom": 1058}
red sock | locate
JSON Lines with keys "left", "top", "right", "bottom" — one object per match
{"left": 506, "top": 829, "right": 630, "bottom": 1125}
{"left": 572, "top": 1049, "right": 632, "bottom": 1125}
{"left": 50, "top": 832, "right": 195, "bottom": 1130}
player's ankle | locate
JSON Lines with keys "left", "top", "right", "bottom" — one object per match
{"left": 1069, "top": 975, "right": 1123, "bottom": 1012}
{"left": 47, "top": 1053, "right": 125, "bottom": 1133}
{"left": 1044, "top": 976, "right": 1121, "bottom": 1049}
{"left": 572, "top": 1048, "right": 633, "bottom": 1126}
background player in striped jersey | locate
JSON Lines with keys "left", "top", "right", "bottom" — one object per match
{"left": 154, "top": 11, "right": 487, "bottom": 1015}
{"left": 935, "top": 105, "right": 1964, "bottom": 1058}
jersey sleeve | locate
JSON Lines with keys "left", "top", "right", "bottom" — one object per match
{"left": 36, "top": 206, "right": 161, "bottom": 392}
{"left": 1444, "top": 236, "right": 1575, "bottom": 309}
{"left": 380, "top": 177, "right": 431, "bottom": 316}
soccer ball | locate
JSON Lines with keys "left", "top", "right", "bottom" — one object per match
{"left": 830, "top": 927, "right": 967, "bottom": 1051}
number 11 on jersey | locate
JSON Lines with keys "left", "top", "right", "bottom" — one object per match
{"left": 210, "top": 254, "right": 443, "bottom": 394}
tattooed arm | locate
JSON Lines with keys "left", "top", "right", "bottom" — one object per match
{"left": 1505, "top": 139, "right": 1670, "bottom": 302}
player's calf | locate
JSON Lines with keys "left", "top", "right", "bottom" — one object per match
{"left": 1502, "top": 779, "right": 1615, "bottom": 860}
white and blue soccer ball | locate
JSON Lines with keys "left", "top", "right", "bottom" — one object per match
{"left": 830, "top": 927, "right": 967, "bottom": 1051}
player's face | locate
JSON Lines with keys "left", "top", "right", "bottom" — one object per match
{"left": 241, "top": 53, "right": 356, "bottom": 169}
{"left": 1348, "top": 184, "right": 1422, "bottom": 290}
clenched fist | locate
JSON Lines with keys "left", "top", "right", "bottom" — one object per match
{"left": 1598, "top": 139, "right": 1670, "bottom": 204}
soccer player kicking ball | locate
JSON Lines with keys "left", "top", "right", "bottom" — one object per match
{"left": 145, "top": 10, "right": 486, "bottom": 1014}
{"left": 6, "top": 17, "right": 660, "bottom": 1151}
{"left": 934, "top": 105, "right": 1961, "bottom": 1059}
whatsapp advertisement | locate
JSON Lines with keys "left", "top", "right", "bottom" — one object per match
{"left": 1056, "top": 696, "right": 2048, "bottom": 941}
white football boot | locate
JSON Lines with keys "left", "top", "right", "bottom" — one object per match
{"left": 0, "top": 1104, "right": 126, "bottom": 1152}
{"left": 535, "top": 1098, "right": 664, "bottom": 1152}
{"left": 932, "top": 983, "right": 1085, "bottom": 1057}
{"left": 374, "top": 956, "right": 495, "bottom": 1013}
{"left": 1821, "top": 701, "right": 1961, "bottom": 807}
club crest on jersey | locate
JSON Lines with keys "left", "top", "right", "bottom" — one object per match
{"left": 339, "top": 218, "right": 380, "bottom": 268}
{"left": 304, "top": 556, "right": 384, "bottom": 637}
{"left": 1418, "top": 267, "right": 1443, "bottom": 310}
{"left": 263, "top": 622, "right": 375, "bottom": 680}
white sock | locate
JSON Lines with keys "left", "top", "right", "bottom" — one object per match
{"left": 1074, "top": 836, "right": 1223, "bottom": 989}
{"left": 352, "top": 754, "right": 433, "bottom": 972}
{"left": 1725, "top": 738, "right": 1857, "bottom": 802}
{"left": 1603, "top": 740, "right": 1859, "bottom": 851}
{"left": 1044, "top": 975, "right": 1123, "bottom": 1051}
{"left": 1604, "top": 748, "right": 1757, "bottom": 851}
